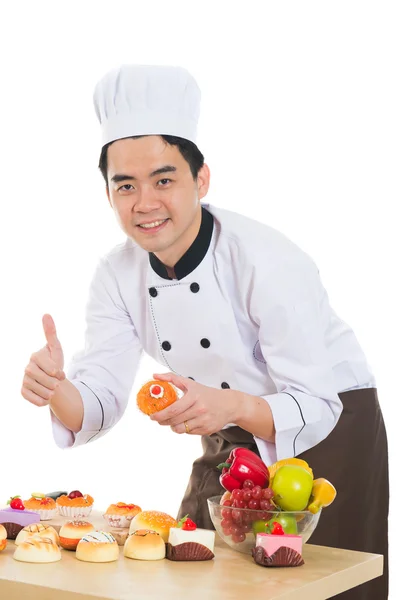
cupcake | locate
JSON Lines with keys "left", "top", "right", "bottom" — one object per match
{"left": 103, "top": 502, "right": 142, "bottom": 528}
{"left": 23, "top": 493, "right": 57, "bottom": 521}
{"left": 137, "top": 380, "right": 178, "bottom": 415}
{"left": 56, "top": 490, "right": 94, "bottom": 519}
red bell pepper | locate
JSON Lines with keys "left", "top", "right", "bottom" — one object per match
{"left": 217, "top": 447, "right": 270, "bottom": 492}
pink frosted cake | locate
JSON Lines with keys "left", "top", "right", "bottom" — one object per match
{"left": 252, "top": 533, "right": 304, "bottom": 567}
{"left": 0, "top": 508, "right": 41, "bottom": 540}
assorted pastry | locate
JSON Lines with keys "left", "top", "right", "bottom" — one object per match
{"left": 23, "top": 493, "right": 58, "bottom": 521}
{"left": 15, "top": 523, "right": 59, "bottom": 546}
{"left": 136, "top": 380, "right": 178, "bottom": 415}
{"left": 0, "top": 524, "right": 7, "bottom": 551}
{"left": 76, "top": 531, "right": 119, "bottom": 563}
{"left": 59, "top": 521, "right": 96, "bottom": 550}
{"left": 56, "top": 490, "right": 94, "bottom": 519}
{"left": 103, "top": 502, "right": 142, "bottom": 528}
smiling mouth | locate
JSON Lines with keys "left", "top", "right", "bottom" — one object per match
{"left": 137, "top": 219, "right": 169, "bottom": 229}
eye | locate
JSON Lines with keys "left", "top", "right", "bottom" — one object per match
{"left": 118, "top": 184, "right": 134, "bottom": 192}
{"left": 157, "top": 178, "right": 172, "bottom": 187}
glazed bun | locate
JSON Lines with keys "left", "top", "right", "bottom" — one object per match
{"left": 124, "top": 529, "right": 166, "bottom": 560}
{"left": 59, "top": 521, "right": 95, "bottom": 550}
{"left": 129, "top": 511, "right": 177, "bottom": 543}
{"left": 15, "top": 523, "right": 59, "bottom": 546}
{"left": 0, "top": 524, "right": 7, "bottom": 551}
{"left": 13, "top": 536, "right": 61, "bottom": 563}
{"left": 76, "top": 531, "right": 119, "bottom": 563}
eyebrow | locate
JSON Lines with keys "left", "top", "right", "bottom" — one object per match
{"left": 110, "top": 165, "right": 177, "bottom": 184}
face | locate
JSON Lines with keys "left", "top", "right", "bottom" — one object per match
{"left": 106, "top": 136, "right": 210, "bottom": 264}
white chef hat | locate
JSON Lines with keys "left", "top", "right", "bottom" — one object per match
{"left": 93, "top": 64, "right": 201, "bottom": 147}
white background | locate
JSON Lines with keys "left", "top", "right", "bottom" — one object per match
{"left": 1, "top": 0, "right": 399, "bottom": 595}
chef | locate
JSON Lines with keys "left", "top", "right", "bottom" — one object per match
{"left": 21, "top": 65, "right": 388, "bottom": 599}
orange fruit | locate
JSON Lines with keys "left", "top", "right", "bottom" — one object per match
{"left": 136, "top": 380, "right": 178, "bottom": 415}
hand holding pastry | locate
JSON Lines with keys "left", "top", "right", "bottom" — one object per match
{"left": 150, "top": 373, "right": 239, "bottom": 436}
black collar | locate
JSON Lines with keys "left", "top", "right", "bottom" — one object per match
{"left": 149, "top": 206, "right": 214, "bottom": 280}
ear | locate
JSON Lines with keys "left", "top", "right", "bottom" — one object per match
{"left": 197, "top": 163, "right": 210, "bottom": 200}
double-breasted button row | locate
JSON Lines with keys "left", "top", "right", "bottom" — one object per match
{"left": 148, "top": 282, "right": 200, "bottom": 298}
{"left": 161, "top": 338, "right": 211, "bottom": 351}
{"left": 187, "top": 377, "right": 230, "bottom": 389}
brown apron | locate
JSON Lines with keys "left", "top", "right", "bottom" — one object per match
{"left": 177, "top": 388, "right": 389, "bottom": 600}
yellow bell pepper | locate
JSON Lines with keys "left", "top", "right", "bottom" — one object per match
{"left": 307, "top": 478, "right": 337, "bottom": 514}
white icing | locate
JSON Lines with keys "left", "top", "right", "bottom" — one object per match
{"left": 150, "top": 384, "right": 164, "bottom": 399}
{"left": 81, "top": 531, "right": 116, "bottom": 543}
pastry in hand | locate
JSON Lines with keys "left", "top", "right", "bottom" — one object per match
{"left": 23, "top": 493, "right": 57, "bottom": 521}
{"left": 137, "top": 380, "right": 177, "bottom": 415}
{"left": 129, "top": 510, "right": 177, "bottom": 543}
{"left": 124, "top": 529, "right": 166, "bottom": 560}
{"left": 15, "top": 523, "right": 59, "bottom": 546}
{"left": 76, "top": 531, "right": 119, "bottom": 563}
{"left": 0, "top": 524, "right": 7, "bottom": 551}
{"left": 13, "top": 535, "right": 62, "bottom": 563}
{"left": 104, "top": 503, "right": 142, "bottom": 528}
{"left": 56, "top": 490, "right": 94, "bottom": 519}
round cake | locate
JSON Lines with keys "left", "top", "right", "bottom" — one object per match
{"left": 129, "top": 511, "right": 177, "bottom": 543}
{"left": 13, "top": 536, "right": 61, "bottom": 563}
{"left": 56, "top": 492, "right": 94, "bottom": 519}
{"left": 124, "top": 529, "right": 166, "bottom": 560}
{"left": 59, "top": 521, "right": 96, "bottom": 550}
{"left": 136, "top": 380, "right": 178, "bottom": 415}
{"left": 15, "top": 523, "right": 59, "bottom": 546}
{"left": 0, "top": 524, "right": 7, "bottom": 551}
{"left": 76, "top": 531, "right": 119, "bottom": 563}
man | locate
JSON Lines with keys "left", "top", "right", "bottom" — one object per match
{"left": 21, "top": 65, "right": 388, "bottom": 599}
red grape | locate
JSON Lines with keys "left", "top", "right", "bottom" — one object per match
{"left": 248, "top": 499, "right": 259, "bottom": 510}
{"left": 231, "top": 509, "right": 243, "bottom": 524}
{"left": 262, "top": 487, "right": 275, "bottom": 500}
{"left": 251, "top": 486, "right": 263, "bottom": 500}
{"left": 232, "top": 532, "right": 246, "bottom": 544}
{"left": 242, "top": 490, "right": 252, "bottom": 503}
{"left": 235, "top": 500, "right": 246, "bottom": 509}
{"left": 242, "top": 479, "right": 255, "bottom": 489}
{"left": 221, "top": 518, "right": 231, "bottom": 530}
{"left": 221, "top": 508, "right": 233, "bottom": 521}
{"left": 260, "top": 499, "right": 273, "bottom": 511}
{"left": 232, "top": 489, "right": 243, "bottom": 501}
{"left": 230, "top": 524, "right": 242, "bottom": 536}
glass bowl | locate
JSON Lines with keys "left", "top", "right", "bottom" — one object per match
{"left": 207, "top": 495, "right": 321, "bottom": 555}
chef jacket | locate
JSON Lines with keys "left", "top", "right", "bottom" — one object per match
{"left": 51, "top": 204, "right": 375, "bottom": 465}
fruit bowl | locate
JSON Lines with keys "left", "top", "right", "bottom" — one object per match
{"left": 207, "top": 495, "right": 321, "bottom": 555}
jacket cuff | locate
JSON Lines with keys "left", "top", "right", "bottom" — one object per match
{"left": 260, "top": 391, "right": 306, "bottom": 460}
{"left": 50, "top": 380, "right": 106, "bottom": 449}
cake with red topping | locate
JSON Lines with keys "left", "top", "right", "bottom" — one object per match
{"left": 104, "top": 502, "right": 142, "bottom": 528}
{"left": 0, "top": 496, "right": 40, "bottom": 539}
{"left": 23, "top": 493, "right": 57, "bottom": 521}
{"left": 166, "top": 515, "right": 215, "bottom": 561}
{"left": 252, "top": 527, "right": 304, "bottom": 567}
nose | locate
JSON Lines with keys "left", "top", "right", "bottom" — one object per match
{"left": 133, "top": 185, "right": 162, "bottom": 213}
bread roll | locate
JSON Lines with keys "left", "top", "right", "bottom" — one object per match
{"left": 129, "top": 511, "right": 177, "bottom": 543}
{"left": 0, "top": 524, "right": 7, "bottom": 551}
{"left": 59, "top": 521, "right": 95, "bottom": 550}
{"left": 76, "top": 531, "right": 119, "bottom": 563}
{"left": 13, "top": 536, "right": 61, "bottom": 563}
{"left": 15, "top": 523, "right": 59, "bottom": 546}
{"left": 124, "top": 529, "right": 166, "bottom": 560}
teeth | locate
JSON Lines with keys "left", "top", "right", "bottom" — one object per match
{"left": 139, "top": 220, "right": 166, "bottom": 229}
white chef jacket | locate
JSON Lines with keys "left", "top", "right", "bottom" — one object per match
{"left": 51, "top": 204, "right": 375, "bottom": 465}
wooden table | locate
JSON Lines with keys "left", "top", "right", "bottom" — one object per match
{"left": 0, "top": 511, "right": 383, "bottom": 599}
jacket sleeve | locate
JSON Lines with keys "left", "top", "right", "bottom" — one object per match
{"left": 50, "top": 257, "right": 143, "bottom": 449}
{"left": 250, "top": 254, "right": 343, "bottom": 464}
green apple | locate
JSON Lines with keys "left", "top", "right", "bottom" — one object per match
{"left": 271, "top": 465, "right": 313, "bottom": 511}
{"left": 252, "top": 520, "right": 268, "bottom": 535}
{"left": 271, "top": 513, "right": 298, "bottom": 535}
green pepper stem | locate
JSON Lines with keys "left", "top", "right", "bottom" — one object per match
{"left": 216, "top": 462, "right": 231, "bottom": 470}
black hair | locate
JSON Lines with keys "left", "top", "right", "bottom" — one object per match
{"left": 98, "top": 135, "right": 204, "bottom": 185}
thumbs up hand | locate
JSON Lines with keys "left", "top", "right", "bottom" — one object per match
{"left": 21, "top": 314, "right": 66, "bottom": 407}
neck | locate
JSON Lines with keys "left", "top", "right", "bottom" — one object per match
{"left": 154, "top": 205, "right": 202, "bottom": 268}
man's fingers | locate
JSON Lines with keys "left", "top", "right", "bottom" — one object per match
{"left": 153, "top": 372, "right": 190, "bottom": 393}
{"left": 24, "top": 362, "right": 62, "bottom": 390}
{"left": 21, "top": 386, "right": 50, "bottom": 407}
{"left": 30, "top": 352, "right": 65, "bottom": 379}
{"left": 23, "top": 376, "right": 57, "bottom": 402}
{"left": 42, "top": 314, "right": 61, "bottom": 350}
